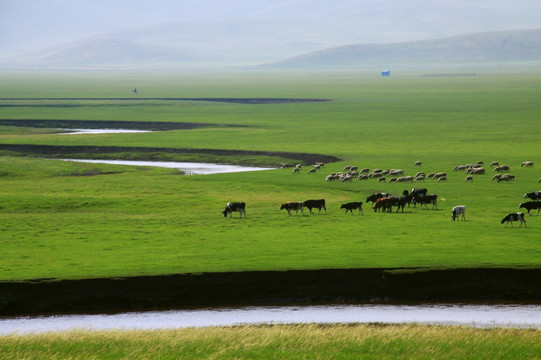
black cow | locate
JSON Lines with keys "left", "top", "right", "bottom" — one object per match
{"left": 340, "top": 202, "right": 363, "bottom": 214}
{"left": 390, "top": 196, "right": 406, "bottom": 213}
{"left": 523, "top": 191, "right": 541, "bottom": 201}
{"left": 280, "top": 201, "right": 304, "bottom": 215}
{"left": 413, "top": 194, "right": 438, "bottom": 209}
{"left": 501, "top": 212, "right": 527, "bottom": 227}
{"left": 303, "top": 199, "right": 327, "bottom": 214}
{"left": 402, "top": 191, "right": 416, "bottom": 207}
{"left": 519, "top": 202, "right": 541, "bottom": 216}
{"left": 403, "top": 188, "right": 427, "bottom": 207}
{"left": 222, "top": 202, "right": 246, "bottom": 218}
{"left": 366, "top": 192, "right": 389, "bottom": 204}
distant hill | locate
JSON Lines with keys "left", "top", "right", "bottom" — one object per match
{"left": 3, "top": 27, "right": 541, "bottom": 69}
{"left": 263, "top": 29, "right": 541, "bottom": 69}
{"left": 24, "top": 38, "right": 201, "bottom": 67}
{"left": 2, "top": 18, "right": 363, "bottom": 68}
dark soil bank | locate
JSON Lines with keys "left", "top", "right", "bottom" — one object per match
{"left": 0, "top": 144, "right": 340, "bottom": 166}
{"left": 0, "top": 98, "right": 330, "bottom": 105}
{"left": 0, "top": 119, "right": 231, "bottom": 130}
{"left": 1, "top": 268, "right": 540, "bottom": 316}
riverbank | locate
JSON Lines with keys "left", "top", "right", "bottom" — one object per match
{"left": 1, "top": 268, "right": 540, "bottom": 316}
{"left": 0, "top": 144, "right": 340, "bottom": 167}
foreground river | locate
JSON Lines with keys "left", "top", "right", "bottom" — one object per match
{"left": 2, "top": 304, "right": 540, "bottom": 334}
{"left": 62, "top": 159, "right": 275, "bottom": 175}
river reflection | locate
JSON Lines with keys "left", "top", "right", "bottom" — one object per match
{"left": 62, "top": 159, "right": 275, "bottom": 175}
{"left": 58, "top": 129, "right": 151, "bottom": 135}
{"left": 2, "top": 304, "right": 540, "bottom": 334}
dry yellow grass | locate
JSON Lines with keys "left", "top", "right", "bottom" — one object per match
{"left": 1, "top": 324, "right": 540, "bottom": 359}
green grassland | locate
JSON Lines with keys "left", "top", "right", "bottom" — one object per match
{"left": 1, "top": 324, "right": 540, "bottom": 359}
{"left": 0, "top": 69, "right": 540, "bottom": 281}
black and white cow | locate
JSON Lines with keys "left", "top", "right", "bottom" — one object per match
{"left": 340, "top": 202, "right": 363, "bottom": 214}
{"left": 222, "top": 202, "right": 246, "bottom": 218}
{"left": 523, "top": 191, "right": 541, "bottom": 201}
{"left": 302, "top": 199, "right": 327, "bottom": 214}
{"left": 280, "top": 201, "right": 304, "bottom": 215}
{"left": 451, "top": 205, "right": 466, "bottom": 221}
{"left": 519, "top": 202, "right": 541, "bottom": 216}
{"left": 501, "top": 212, "right": 526, "bottom": 227}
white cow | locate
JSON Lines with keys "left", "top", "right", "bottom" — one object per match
{"left": 451, "top": 205, "right": 466, "bottom": 221}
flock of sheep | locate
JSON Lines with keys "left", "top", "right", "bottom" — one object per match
{"left": 277, "top": 160, "right": 540, "bottom": 226}
{"left": 289, "top": 160, "right": 541, "bottom": 185}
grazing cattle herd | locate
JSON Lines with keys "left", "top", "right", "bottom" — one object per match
{"left": 226, "top": 160, "right": 538, "bottom": 228}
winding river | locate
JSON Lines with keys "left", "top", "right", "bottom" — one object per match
{"left": 1, "top": 304, "right": 540, "bottom": 334}
{"left": 62, "top": 159, "right": 275, "bottom": 175}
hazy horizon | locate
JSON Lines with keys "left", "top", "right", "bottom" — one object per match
{"left": 2, "top": 1, "right": 541, "bottom": 68}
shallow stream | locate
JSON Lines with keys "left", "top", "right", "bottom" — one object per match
{"left": 62, "top": 159, "right": 275, "bottom": 174}
{"left": 59, "top": 129, "right": 150, "bottom": 135}
{"left": 2, "top": 304, "right": 540, "bottom": 334}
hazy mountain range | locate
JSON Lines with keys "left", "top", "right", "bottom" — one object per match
{"left": 3, "top": 28, "right": 541, "bottom": 70}
{"left": 2, "top": 1, "right": 541, "bottom": 69}
{"left": 266, "top": 29, "right": 541, "bottom": 68}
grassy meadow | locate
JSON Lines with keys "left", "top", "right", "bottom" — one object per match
{"left": 1, "top": 324, "right": 540, "bottom": 359}
{"left": 0, "top": 69, "right": 540, "bottom": 281}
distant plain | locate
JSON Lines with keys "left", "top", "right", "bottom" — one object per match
{"left": 0, "top": 69, "right": 540, "bottom": 281}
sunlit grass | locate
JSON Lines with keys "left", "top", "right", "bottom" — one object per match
{"left": 1, "top": 324, "right": 540, "bottom": 359}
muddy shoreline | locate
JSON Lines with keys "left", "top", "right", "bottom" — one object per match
{"left": 0, "top": 97, "right": 330, "bottom": 105}
{"left": 0, "top": 119, "right": 240, "bottom": 130}
{"left": 0, "top": 144, "right": 340, "bottom": 166}
{"left": 1, "top": 268, "right": 540, "bottom": 316}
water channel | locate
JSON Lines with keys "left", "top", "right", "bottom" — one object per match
{"left": 62, "top": 159, "right": 275, "bottom": 175}
{"left": 1, "top": 304, "right": 540, "bottom": 335}
{"left": 57, "top": 128, "right": 275, "bottom": 174}
{"left": 59, "top": 129, "right": 151, "bottom": 135}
